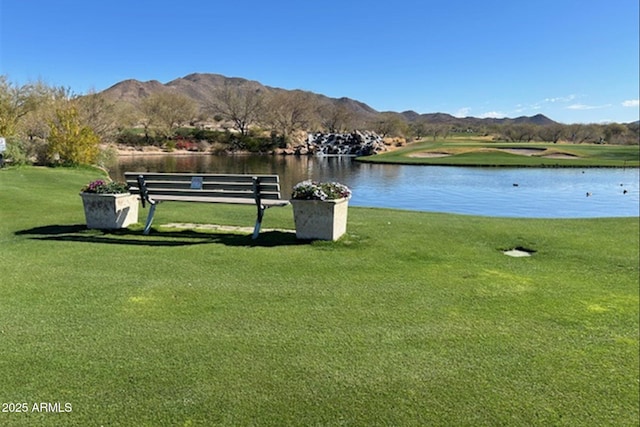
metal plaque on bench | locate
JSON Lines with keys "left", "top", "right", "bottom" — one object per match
{"left": 190, "top": 176, "right": 203, "bottom": 190}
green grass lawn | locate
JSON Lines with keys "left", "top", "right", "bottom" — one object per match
{"left": 359, "top": 138, "right": 640, "bottom": 167}
{"left": 1, "top": 166, "right": 638, "bottom": 426}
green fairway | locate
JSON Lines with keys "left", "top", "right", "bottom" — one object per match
{"left": 0, "top": 166, "right": 638, "bottom": 426}
{"left": 359, "top": 138, "right": 640, "bottom": 167}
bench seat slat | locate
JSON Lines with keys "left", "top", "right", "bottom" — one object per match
{"left": 128, "top": 182, "right": 282, "bottom": 192}
{"left": 147, "top": 194, "right": 289, "bottom": 206}
{"left": 124, "top": 172, "right": 280, "bottom": 184}
{"left": 130, "top": 189, "right": 285, "bottom": 200}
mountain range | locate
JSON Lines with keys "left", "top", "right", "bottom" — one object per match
{"left": 100, "top": 72, "right": 558, "bottom": 127}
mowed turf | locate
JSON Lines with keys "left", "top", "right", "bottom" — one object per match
{"left": 0, "top": 166, "right": 638, "bottom": 426}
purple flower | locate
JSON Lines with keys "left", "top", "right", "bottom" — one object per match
{"left": 81, "top": 179, "right": 129, "bottom": 194}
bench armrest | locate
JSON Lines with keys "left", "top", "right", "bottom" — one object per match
{"left": 136, "top": 175, "right": 154, "bottom": 208}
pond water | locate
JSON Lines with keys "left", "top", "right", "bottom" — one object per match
{"left": 111, "top": 154, "right": 639, "bottom": 218}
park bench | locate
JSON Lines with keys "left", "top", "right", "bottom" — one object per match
{"left": 125, "top": 172, "right": 290, "bottom": 239}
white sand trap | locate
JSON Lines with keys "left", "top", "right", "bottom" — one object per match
{"left": 541, "top": 153, "right": 579, "bottom": 159}
{"left": 409, "top": 152, "right": 452, "bottom": 158}
{"left": 498, "top": 148, "right": 579, "bottom": 159}
{"left": 498, "top": 148, "right": 546, "bottom": 156}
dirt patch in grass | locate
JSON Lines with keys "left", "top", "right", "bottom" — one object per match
{"left": 164, "top": 223, "right": 295, "bottom": 234}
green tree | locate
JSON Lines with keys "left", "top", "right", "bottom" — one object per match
{"left": 265, "top": 91, "right": 314, "bottom": 142}
{"left": 603, "top": 123, "right": 628, "bottom": 144}
{"left": 567, "top": 124, "right": 604, "bottom": 144}
{"left": 0, "top": 75, "right": 34, "bottom": 136}
{"left": 409, "top": 119, "right": 428, "bottom": 140}
{"left": 19, "top": 82, "right": 71, "bottom": 141}
{"left": 372, "top": 113, "right": 407, "bottom": 138}
{"left": 209, "top": 82, "right": 265, "bottom": 136}
{"left": 140, "top": 92, "right": 197, "bottom": 140}
{"left": 0, "top": 77, "right": 73, "bottom": 137}
{"left": 47, "top": 105, "right": 99, "bottom": 165}
{"left": 75, "top": 91, "right": 120, "bottom": 143}
{"left": 424, "top": 124, "right": 451, "bottom": 141}
{"left": 538, "top": 123, "right": 566, "bottom": 143}
{"left": 320, "top": 103, "right": 354, "bottom": 133}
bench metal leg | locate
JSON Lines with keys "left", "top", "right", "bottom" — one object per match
{"left": 252, "top": 205, "right": 266, "bottom": 239}
{"left": 143, "top": 204, "right": 157, "bottom": 235}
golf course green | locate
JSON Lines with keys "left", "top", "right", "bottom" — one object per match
{"left": 0, "top": 166, "right": 638, "bottom": 426}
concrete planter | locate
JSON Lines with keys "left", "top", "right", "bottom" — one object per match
{"left": 80, "top": 193, "right": 139, "bottom": 229}
{"left": 291, "top": 197, "right": 349, "bottom": 241}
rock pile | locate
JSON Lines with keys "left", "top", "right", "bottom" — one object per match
{"left": 283, "top": 131, "right": 388, "bottom": 156}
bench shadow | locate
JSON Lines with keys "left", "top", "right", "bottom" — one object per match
{"left": 15, "top": 224, "right": 305, "bottom": 247}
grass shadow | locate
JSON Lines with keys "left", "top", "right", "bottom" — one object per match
{"left": 15, "top": 224, "right": 305, "bottom": 247}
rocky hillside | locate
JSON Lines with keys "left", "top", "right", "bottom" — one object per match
{"left": 399, "top": 111, "right": 557, "bottom": 127}
{"left": 100, "top": 72, "right": 556, "bottom": 127}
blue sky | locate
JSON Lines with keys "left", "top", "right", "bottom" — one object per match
{"left": 1, "top": 0, "right": 638, "bottom": 124}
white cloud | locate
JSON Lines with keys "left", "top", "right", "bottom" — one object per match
{"left": 513, "top": 104, "right": 526, "bottom": 113}
{"left": 567, "top": 103, "right": 611, "bottom": 110}
{"left": 479, "top": 111, "right": 506, "bottom": 119}
{"left": 545, "top": 94, "right": 577, "bottom": 103}
{"left": 454, "top": 107, "right": 471, "bottom": 118}
{"left": 567, "top": 104, "right": 592, "bottom": 110}
{"left": 622, "top": 99, "right": 640, "bottom": 107}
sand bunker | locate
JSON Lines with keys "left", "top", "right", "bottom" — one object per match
{"left": 499, "top": 148, "right": 579, "bottom": 159}
{"left": 498, "top": 148, "right": 546, "bottom": 156}
{"left": 409, "top": 152, "right": 452, "bottom": 158}
{"left": 540, "top": 153, "right": 579, "bottom": 159}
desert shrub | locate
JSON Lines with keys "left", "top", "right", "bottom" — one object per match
{"left": 176, "top": 127, "right": 228, "bottom": 144}
{"left": 175, "top": 140, "right": 198, "bottom": 151}
{"left": 3, "top": 137, "right": 29, "bottom": 165}
{"left": 97, "top": 145, "right": 119, "bottom": 170}
{"left": 29, "top": 139, "right": 49, "bottom": 165}
{"left": 164, "top": 140, "right": 176, "bottom": 151}
{"left": 238, "top": 135, "right": 278, "bottom": 152}
{"left": 197, "top": 140, "right": 211, "bottom": 152}
{"left": 117, "top": 129, "right": 148, "bottom": 146}
{"left": 2, "top": 137, "right": 51, "bottom": 166}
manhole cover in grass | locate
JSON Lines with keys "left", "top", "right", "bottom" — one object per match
{"left": 503, "top": 246, "right": 536, "bottom": 257}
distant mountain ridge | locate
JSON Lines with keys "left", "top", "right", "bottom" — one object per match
{"left": 100, "top": 72, "right": 557, "bottom": 127}
{"left": 399, "top": 111, "right": 557, "bottom": 126}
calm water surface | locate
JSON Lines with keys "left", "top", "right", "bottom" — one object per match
{"left": 112, "top": 154, "right": 639, "bottom": 218}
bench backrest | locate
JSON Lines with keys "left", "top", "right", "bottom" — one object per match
{"left": 124, "top": 172, "right": 284, "bottom": 201}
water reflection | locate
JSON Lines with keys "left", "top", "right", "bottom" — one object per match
{"left": 112, "top": 154, "right": 639, "bottom": 218}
